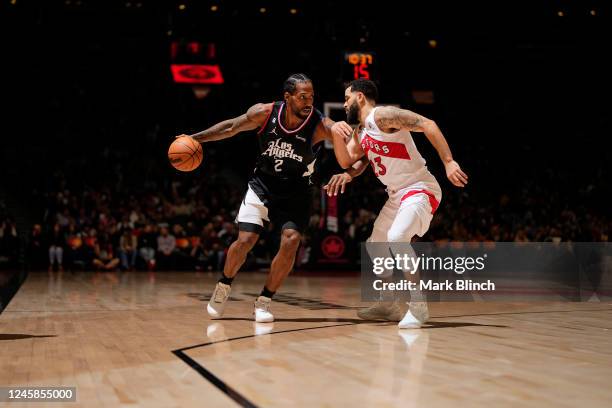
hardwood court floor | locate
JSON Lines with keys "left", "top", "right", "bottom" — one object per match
{"left": 1, "top": 270, "right": 611, "bottom": 407}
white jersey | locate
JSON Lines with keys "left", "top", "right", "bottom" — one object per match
{"left": 358, "top": 107, "right": 436, "bottom": 191}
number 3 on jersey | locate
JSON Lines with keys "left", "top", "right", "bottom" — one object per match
{"left": 371, "top": 155, "right": 386, "bottom": 176}
{"left": 274, "top": 159, "right": 283, "bottom": 172}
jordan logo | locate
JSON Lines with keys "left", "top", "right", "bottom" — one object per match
{"left": 295, "top": 134, "right": 306, "bottom": 142}
{"left": 270, "top": 127, "right": 278, "bottom": 135}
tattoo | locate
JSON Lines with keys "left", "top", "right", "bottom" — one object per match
{"left": 375, "top": 106, "right": 423, "bottom": 131}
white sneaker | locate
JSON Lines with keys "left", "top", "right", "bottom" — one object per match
{"left": 357, "top": 300, "right": 402, "bottom": 321}
{"left": 207, "top": 282, "right": 231, "bottom": 318}
{"left": 398, "top": 301, "right": 429, "bottom": 329}
{"left": 253, "top": 296, "right": 274, "bottom": 323}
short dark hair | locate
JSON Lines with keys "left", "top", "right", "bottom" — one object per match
{"left": 348, "top": 79, "right": 378, "bottom": 102}
{"left": 283, "top": 73, "right": 312, "bottom": 94}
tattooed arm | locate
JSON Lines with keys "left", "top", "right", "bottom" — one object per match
{"left": 374, "top": 106, "right": 469, "bottom": 187}
{"left": 179, "top": 103, "right": 273, "bottom": 143}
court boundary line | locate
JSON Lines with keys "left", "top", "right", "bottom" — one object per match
{"left": 172, "top": 322, "right": 361, "bottom": 408}
{"left": 172, "top": 306, "right": 612, "bottom": 406}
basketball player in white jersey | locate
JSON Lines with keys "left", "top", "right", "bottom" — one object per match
{"left": 329, "top": 79, "right": 468, "bottom": 328}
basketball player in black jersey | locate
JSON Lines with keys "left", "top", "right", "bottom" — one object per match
{"left": 177, "top": 74, "right": 333, "bottom": 322}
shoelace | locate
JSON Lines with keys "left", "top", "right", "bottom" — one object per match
{"left": 255, "top": 299, "right": 271, "bottom": 312}
{"left": 213, "top": 285, "right": 229, "bottom": 303}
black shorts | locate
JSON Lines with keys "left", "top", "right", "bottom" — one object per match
{"left": 235, "top": 174, "right": 312, "bottom": 234}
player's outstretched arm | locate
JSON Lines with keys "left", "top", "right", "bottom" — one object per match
{"left": 180, "top": 103, "right": 273, "bottom": 143}
{"left": 323, "top": 156, "right": 369, "bottom": 196}
{"left": 374, "top": 106, "right": 469, "bottom": 187}
{"left": 330, "top": 122, "right": 365, "bottom": 168}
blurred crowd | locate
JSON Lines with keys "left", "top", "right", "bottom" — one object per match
{"left": 1, "top": 139, "right": 609, "bottom": 272}
{"left": 0, "top": 202, "right": 19, "bottom": 270}
{"left": 20, "top": 172, "right": 609, "bottom": 273}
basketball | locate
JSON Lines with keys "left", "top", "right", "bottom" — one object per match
{"left": 168, "top": 136, "right": 203, "bottom": 172}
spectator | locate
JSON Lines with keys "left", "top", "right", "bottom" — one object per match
{"left": 156, "top": 227, "right": 176, "bottom": 270}
{"left": 0, "top": 218, "right": 19, "bottom": 269}
{"left": 48, "top": 223, "right": 65, "bottom": 272}
{"left": 27, "top": 224, "right": 46, "bottom": 269}
{"left": 138, "top": 224, "right": 157, "bottom": 270}
{"left": 92, "top": 235, "right": 120, "bottom": 271}
{"left": 190, "top": 236, "right": 216, "bottom": 271}
{"left": 65, "top": 223, "right": 87, "bottom": 270}
{"left": 118, "top": 228, "right": 137, "bottom": 270}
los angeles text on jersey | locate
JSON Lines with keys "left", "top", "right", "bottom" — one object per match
{"left": 262, "top": 139, "right": 304, "bottom": 162}
{"left": 372, "top": 279, "right": 496, "bottom": 291}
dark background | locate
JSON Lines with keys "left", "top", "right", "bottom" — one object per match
{"left": 1, "top": 0, "right": 610, "bottom": 274}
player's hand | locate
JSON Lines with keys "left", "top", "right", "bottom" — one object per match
{"left": 175, "top": 134, "right": 190, "bottom": 139}
{"left": 445, "top": 160, "right": 468, "bottom": 187}
{"left": 323, "top": 173, "right": 353, "bottom": 196}
{"left": 331, "top": 121, "right": 353, "bottom": 142}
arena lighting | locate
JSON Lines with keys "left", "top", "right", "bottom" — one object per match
{"left": 290, "top": 8, "right": 297, "bottom": 14}
{"left": 170, "top": 64, "right": 224, "bottom": 84}
{"left": 178, "top": 4, "right": 186, "bottom": 11}
{"left": 557, "top": 10, "right": 564, "bottom": 17}
{"left": 590, "top": 10, "right": 596, "bottom": 16}
{"left": 211, "top": 5, "right": 218, "bottom": 11}
{"left": 260, "top": 7, "right": 266, "bottom": 13}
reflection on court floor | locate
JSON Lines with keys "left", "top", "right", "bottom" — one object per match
{"left": 1, "top": 271, "right": 611, "bottom": 407}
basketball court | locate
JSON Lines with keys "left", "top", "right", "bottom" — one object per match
{"left": 1, "top": 271, "right": 610, "bottom": 407}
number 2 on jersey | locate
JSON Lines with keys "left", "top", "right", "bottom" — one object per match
{"left": 274, "top": 159, "right": 283, "bottom": 172}
{"left": 371, "top": 155, "right": 386, "bottom": 176}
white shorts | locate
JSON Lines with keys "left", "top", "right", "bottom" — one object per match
{"left": 235, "top": 181, "right": 310, "bottom": 233}
{"left": 368, "top": 179, "right": 442, "bottom": 243}
{"left": 235, "top": 186, "right": 270, "bottom": 231}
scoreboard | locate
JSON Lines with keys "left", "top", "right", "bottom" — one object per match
{"left": 343, "top": 51, "right": 376, "bottom": 81}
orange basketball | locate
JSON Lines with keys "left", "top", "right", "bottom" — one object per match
{"left": 168, "top": 136, "right": 203, "bottom": 172}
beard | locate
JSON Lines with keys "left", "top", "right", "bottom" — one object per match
{"left": 346, "top": 102, "right": 360, "bottom": 125}
{"left": 295, "top": 110, "right": 310, "bottom": 120}
{"left": 292, "top": 105, "right": 312, "bottom": 120}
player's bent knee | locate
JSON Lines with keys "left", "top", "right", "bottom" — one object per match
{"left": 236, "top": 232, "right": 259, "bottom": 248}
{"left": 281, "top": 230, "right": 301, "bottom": 249}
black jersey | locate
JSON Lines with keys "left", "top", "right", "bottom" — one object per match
{"left": 253, "top": 101, "right": 323, "bottom": 182}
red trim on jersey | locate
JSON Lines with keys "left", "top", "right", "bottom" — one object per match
{"left": 400, "top": 189, "right": 440, "bottom": 214}
{"left": 360, "top": 133, "right": 411, "bottom": 160}
{"left": 277, "top": 102, "right": 313, "bottom": 134}
{"left": 256, "top": 104, "right": 275, "bottom": 136}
